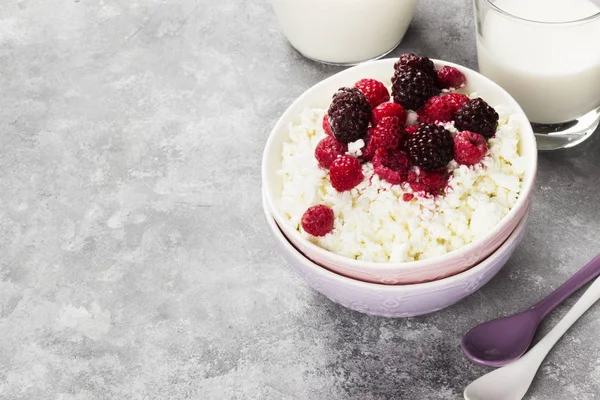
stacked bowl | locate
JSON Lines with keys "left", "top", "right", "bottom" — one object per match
{"left": 262, "top": 59, "right": 537, "bottom": 317}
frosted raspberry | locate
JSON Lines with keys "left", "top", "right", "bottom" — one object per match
{"left": 454, "top": 131, "right": 487, "bottom": 166}
{"left": 314, "top": 136, "right": 348, "bottom": 169}
{"left": 329, "top": 155, "right": 363, "bottom": 192}
{"left": 372, "top": 102, "right": 406, "bottom": 126}
{"left": 372, "top": 148, "right": 411, "bottom": 185}
{"left": 363, "top": 117, "right": 404, "bottom": 160}
{"left": 301, "top": 205, "right": 334, "bottom": 236}
{"left": 355, "top": 78, "right": 390, "bottom": 108}
{"left": 409, "top": 168, "right": 449, "bottom": 195}
{"left": 437, "top": 66, "right": 466, "bottom": 89}
{"left": 418, "top": 93, "right": 469, "bottom": 124}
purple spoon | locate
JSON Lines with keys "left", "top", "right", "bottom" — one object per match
{"left": 462, "top": 253, "right": 600, "bottom": 367}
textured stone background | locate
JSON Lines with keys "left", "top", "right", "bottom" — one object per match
{"left": 1, "top": 0, "right": 599, "bottom": 399}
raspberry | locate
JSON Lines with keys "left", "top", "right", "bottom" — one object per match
{"left": 372, "top": 148, "right": 411, "bottom": 185}
{"left": 406, "top": 124, "right": 454, "bottom": 171}
{"left": 402, "top": 193, "right": 415, "bottom": 202}
{"left": 454, "top": 131, "right": 487, "bottom": 166}
{"left": 454, "top": 98, "right": 499, "bottom": 138}
{"left": 405, "top": 125, "right": 418, "bottom": 135}
{"left": 372, "top": 102, "right": 406, "bottom": 126}
{"left": 329, "top": 155, "right": 364, "bottom": 191}
{"left": 363, "top": 117, "right": 404, "bottom": 160}
{"left": 410, "top": 168, "right": 449, "bottom": 194}
{"left": 391, "top": 69, "right": 439, "bottom": 111}
{"left": 407, "top": 170, "right": 418, "bottom": 183}
{"left": 301, "top": 205, "right": 334, "bottom": 236}
{"left": 437, "top": 66, "right": 466, "bottom": 89}
{"left": 314, "top": 136, "right": 348, "bottom": 169}
{"left": 322, "top": 115, "right": 333, "bottom": 136}
{"left": 418, "top": 93, "right": 469, "bottom": 123}
{"left": 354, "top": 78, "right": 390, "bottom": 108}
{"left": 393, "top": 53, "right": 437, "bottom": 83}
{"left": 445, "top": 93, "right": 469, "bottom": 106}
{"left": 328, "top": 87, "right": 372, "bottom": 143}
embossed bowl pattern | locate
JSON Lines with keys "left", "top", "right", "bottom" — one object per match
{"left": 264, "top": 194, "right": 529, "bottom": 318}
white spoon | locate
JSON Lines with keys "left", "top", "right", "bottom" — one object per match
{"left": 464, "top": 276, "right": 600, "bottom": 400}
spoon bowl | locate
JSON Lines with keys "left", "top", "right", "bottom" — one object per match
{"left": 462, "top": 253, "right": 600, "bottom": 366}
{"left": 464, "top": 359, "right": 537, "bottom": 400}
{"left": 462, "top": 309, "right": 540, "bottom": 367}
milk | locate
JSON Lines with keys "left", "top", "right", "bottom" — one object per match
{"left": 271, "top": 0, "right": 418, "bottom": 65}
{"left": 476, "top": 0, "right": 600, "bottom": 124}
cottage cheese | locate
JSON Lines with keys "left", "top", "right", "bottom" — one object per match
{"left": 277, "top": 104, "right": 525, "bottom": 263}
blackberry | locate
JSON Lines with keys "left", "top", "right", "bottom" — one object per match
{"left": 391, "top": 69, "right": 439, "bottom": 111}
{"left": 327, "top": 87, "right": 372, "bottom": 143}
{"left": 454, "top": 98, "right": 499, "bottom": 138}
{"left": 406, "top": 124, "right": 454, "bottom": 171}
{"left": 393, "top": 53, "right": 437, "bottom": 82}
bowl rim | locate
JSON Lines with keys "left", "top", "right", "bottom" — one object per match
{"left": 261, "top": 57, "right": 537, "bottom": 272}
{"left": 263, "top": 192, "right": 529, "bottom": 290}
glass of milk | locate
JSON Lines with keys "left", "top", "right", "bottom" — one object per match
{"left": 474, "top": 0, "right": 600, "bottom": 150}
{"left": 270, "top": 0, "right": 418, "bottom": 66}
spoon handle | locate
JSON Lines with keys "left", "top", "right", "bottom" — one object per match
{"left": 525, "top": 277, "right": 600, "bottom": 365}
{"left": 532, "top": 253, "right": 600, "bottom": 319}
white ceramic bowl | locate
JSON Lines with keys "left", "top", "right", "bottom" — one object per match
{"left": 262, "top": 58, "right": 537, "bottom": 284}
{"left": 264, "top": 193, "right": 529, "bottom": 318}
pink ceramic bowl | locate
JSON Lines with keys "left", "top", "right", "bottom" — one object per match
{"left": 264, "top": 194, "right": 529, "bottom": 318}
{"left": 262, "top": 58, "right": 537, "bottom": 284}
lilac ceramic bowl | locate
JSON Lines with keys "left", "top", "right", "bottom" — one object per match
{"left": 263, "top": 193, "right": 529, "bottom": 318}
{"left": 261, "top": 58, "right": 537, "bottom": 285}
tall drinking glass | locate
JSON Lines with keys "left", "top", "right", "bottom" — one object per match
{"left": 474, "top": 0, "right": 600, "bottom": 150}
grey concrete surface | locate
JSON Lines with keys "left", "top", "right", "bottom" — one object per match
{"left": 1, "top": 0, "right": 599, "bottom": 399}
